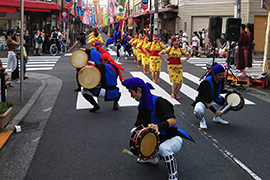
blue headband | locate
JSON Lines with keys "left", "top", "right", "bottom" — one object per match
{"left": 122, "top": 77, "right": 154, "bottom": 112}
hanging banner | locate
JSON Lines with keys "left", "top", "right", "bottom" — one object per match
{"left": 141, "top": 0, "right": 148, "bottom": 11}
{"left": 65, "top": 0, "right": 73, "bottom": 10}
{"left": 83, "top": 7, "right": 89, "bottom": 24}
{"left": 116, "top": 0, "right": 128, "bottom": 20}
{"left": 76, "top": 6, "right": 84, "bottom": 20}
{"left": 93, "top": 0, "right": 100, "bottom": 27}
{"left": 105, "top": 13, "right": 108, "bottom": 25}
{"left": 77, "top": 0, "right": 83, "bottom": 7}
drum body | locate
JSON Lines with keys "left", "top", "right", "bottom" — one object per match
{"left": 70, "top": 50, "right": 88, "bottom": 68}
{"left": 130, "top": 125, "right": 160, "bottom": 160}
{"left": 78, "top": 65, "right": 101, "bottom": 89}
{"left": 225, "top": 91, "right": 244, "bottom": 111}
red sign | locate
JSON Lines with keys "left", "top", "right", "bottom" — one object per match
{"left": 142, "top": 0, "right": 148, "bottom": 11}
{"left": 65, "top": 0, "right": 72, "bottom": 10}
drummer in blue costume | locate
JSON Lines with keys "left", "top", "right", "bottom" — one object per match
{"left": 192, "top": 64, "right": 233, "bottom": 129}
{"left": 122, "top": 77, "right": 194, "bottom": 180}
{"left": 82, "top": 53, "right": 125, "bottom": 112}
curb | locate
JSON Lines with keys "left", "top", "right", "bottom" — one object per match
{"left": 0, "top": 77, "right": 47, "bottom": 150}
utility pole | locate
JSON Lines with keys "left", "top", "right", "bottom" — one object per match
{"left": 153, "top": 0, "right": 158, "bottom": 34}
{"left": 149, "top": 0, "right": 152, "bottom": 34}
{"left": 234, "top": 0, "right": 241, "bottom": 18}
{"left": 20, "top": 0, "right": 24, "bottom": 102}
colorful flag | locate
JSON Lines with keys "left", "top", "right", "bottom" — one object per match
{"left": 105, "top": 13, "right": 108, "bottom": 25}
{"left": 116, "top": 0, "right": 128, "bottom": 20}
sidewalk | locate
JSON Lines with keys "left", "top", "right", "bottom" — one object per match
{"left": 0, "top": 73, "right": 46, "bottom": 149}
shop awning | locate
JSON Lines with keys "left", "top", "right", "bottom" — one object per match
{"left": 128, "top": 7, "right": 175, "bottom": 19}
{"left": 0, "top": 6, "right": 17, "bottom": 13}
{"left": 0, "top": 0, "right": 61, "bottom": 12}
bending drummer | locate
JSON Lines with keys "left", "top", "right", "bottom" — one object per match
{"left": 122, "top": 77, "right": 193, "bottom": 180}
{"left": 82, "top": 53, "right": 124, "bottom": 112}
{"left": 192, "top": 64, "right": 233, "bottom": 129}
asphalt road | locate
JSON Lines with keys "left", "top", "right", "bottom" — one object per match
{"left": 0, "top": 33, "right": 269, "bottom": 180}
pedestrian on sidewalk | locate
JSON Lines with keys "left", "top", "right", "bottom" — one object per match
{"left": 192, "top": 64, "right": 233, "bottom": 129}
{"left": 159, "top": 37, "right": 191, "bottom": 99}
{"left": 122, "top": 77, "right": 194, "bottom": 180}
{"left": 23, "top": 29, "right": 30, "bottom": 56}
{"left": 6, "top": 30, "right": 20, "bottom": 83}
{"left": 34, "top": 29, "right": 44, "bottom": 56}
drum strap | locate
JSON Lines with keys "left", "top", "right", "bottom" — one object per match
{"left": 107, "top": 64, "right": 117, "bottom": 76}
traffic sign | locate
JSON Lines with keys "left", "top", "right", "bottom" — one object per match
{"left": 62, "top": 17, "right": 67, "bottom": 23}
{"left": 62, "top": 11, "right": 67, "bottom": 17}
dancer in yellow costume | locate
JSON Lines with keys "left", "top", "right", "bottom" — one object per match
{"left": 87, "top": 32, "right": 104, "bottom": 48}
{"left": 130, "top": 33, "right": 138, "bottom": 62}
{"left": 144, "top": 34, "right": 166, "bottom": 83}
{"left": 133, "top": 33, "right": 143, "bottom": 68}
{"left": 137, "top": 35, "right": 150, "bottom": 74}
{"left": 159, "top": 37, "right": 191, "bottom": 99}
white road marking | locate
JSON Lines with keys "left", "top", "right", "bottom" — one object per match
{"left": 117, "top": 79, "right": 138, "bottom": 107}
{"left": 76, "top": 92, "right": 98, "bottom": 109}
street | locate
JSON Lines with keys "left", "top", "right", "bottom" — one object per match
{"left": 0, "top": 34, "right": 269, "bottom": 180}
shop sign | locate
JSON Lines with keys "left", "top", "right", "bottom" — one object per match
{"left": 142, "top": 0, "right": 149, "bottom": 11}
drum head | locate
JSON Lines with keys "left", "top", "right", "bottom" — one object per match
{"left": 78, "top": 66, "right": 101, "bottom": 89}
{"left": 226, "top": 92, "right": 244, "bottom": 111}
{"left": 70, "top": 50, "right": 88, "bottom": 68}
{"left": 140, "top": 132, "right": 158, "bottom": 157}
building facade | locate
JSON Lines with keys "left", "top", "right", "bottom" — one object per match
{"left": 128, "top": 0, "right": 267, "bottom": 52}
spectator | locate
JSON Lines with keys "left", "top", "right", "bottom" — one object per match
{"left": 0, "top": 60, "right": 14, "bottom": 87}
{"left": 40, "top": 28, "right": 45, "bottom": 55}
{"left": 204, "top": 29, "right": 209, "bottom": 54}
{"left": 34, "top": 29, "right": 44, "bottom": 56}
{"left": 23, "top": 30, "right": 30, "bottom": 56}
{"left": 162, "top": 29, "right": 169, "bottom": 46}
{"left": 147, "top": 31, "right": 153, "bottom": 42}
{"left": 236, "top": 24, "right": 247, "bottom": 73}
{"left": 219, "top": 34, "right": 227, "bottom": 57}
{"left": 158, "top": 29, "right": 163, "bottom": 42}
{"left": 244, "top": 24, "right": 253, "bottom": 69}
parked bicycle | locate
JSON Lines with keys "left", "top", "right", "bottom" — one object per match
{"left": 50, "top": 38, "right": 67, "bottom": 56}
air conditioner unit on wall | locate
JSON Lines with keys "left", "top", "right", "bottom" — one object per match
{"left": 170, "top": 0, "right": 178, "bottom": 5}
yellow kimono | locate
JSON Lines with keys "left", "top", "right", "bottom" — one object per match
{"left": 133, "top": 38, "right": 143, "bottom": 61}
{"left": 87, "top": 36, "right": 104, "bottom": 48}
{"left": 144, "top": 42, "right": 166, "bottom": 72}
{"left": 137, "top": 40, "right": 150, "bottom": 65}
{"left": 163, "top": 46, "right": 189, "bottom": 83}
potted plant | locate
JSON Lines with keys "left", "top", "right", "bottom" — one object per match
{"left": 0, "top": 101, "right": 13, "bottom": 129}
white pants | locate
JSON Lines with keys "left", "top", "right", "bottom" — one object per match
{"left": 130, "top": 128, "right": 183, "bottom": 157}
{"left": 193, "top": 101, "right": 226, "bottom": 121}
{"left": 81, "top": 88, "right": 105, "bottom": 98}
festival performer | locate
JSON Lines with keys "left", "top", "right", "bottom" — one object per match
{"left": 113, "top": 24, "right": 121, "bottom": 46}
{"left": 82, "top": 53, "right": 124, "bottom": 112}
{"left": 122, "top": 77, "right": 194, "bottom": 180}
{"left": 74, "top": 48, "right": 102, "bottom": 92}
{"left": 236, "top": 24, "right": 247, "bottom": 73}
{"left": 159, "top": 37, "right": 191, "bottom": 99}
{"left": 137, "top": 35, "right": 150, "bottom": 74}
{"left": 87, "top": 32, "right": 105, "bottom": 48}
{"left": 105, "top": 33, "right": 114, "bottom": 50}
{"left": 130, "top": 33, "right": 138, "bottom": 62}
{"left": 192, "top": 64, "right": 233, "bottom": 129}
{"left": 133, "top": 33, "right": 143, "bottom": 68}
{"left": 144, "top": 34, "right": 166, "bottom": 83}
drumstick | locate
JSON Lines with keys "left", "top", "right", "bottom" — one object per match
{"left": 214, "top": 103, "right": 232, "bottom": 118}
{"left": 123, "top": 149, "right": 135, "bottom": 156}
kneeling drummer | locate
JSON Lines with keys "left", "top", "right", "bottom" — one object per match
{"left": 82, "top": 54, "right": 124, "bottom": 112}
{"left": 122, "top": 77, "right": 194, "bottom": 180}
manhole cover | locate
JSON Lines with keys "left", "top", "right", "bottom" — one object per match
{"left": 19, "top": 121, "right": 40, "bottom": 132}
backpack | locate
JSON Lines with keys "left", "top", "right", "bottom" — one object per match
{"left": 37, "top": 34, "right": 43, "bottom": 43}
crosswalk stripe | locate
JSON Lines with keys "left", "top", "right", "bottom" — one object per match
{"left": 117, "top": 78, "right": 138, "bottom": 107}
{"left": 160, "top": 72, "right": 197, "bottom": 101}
{"left": 183, "top": 72, "right": 255, "bottom": 105}
{"left": 76, "top": 91, "right": 98, "bottom": 109}
{"left": 65, "top": 53, "right": 72, "bottom": 56}
{"left": 1, "top": 56, "right": 60, "bottom": 71}
{"left": 130, "top": 72, "right": 180, "bottom": 105}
